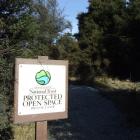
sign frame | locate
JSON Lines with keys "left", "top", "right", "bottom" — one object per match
{"left": 14, "top": 58, "right": 68, "bottom": 123}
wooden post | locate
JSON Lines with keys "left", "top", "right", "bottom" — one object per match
{"left": 14, "top": 56, "right": 68, "bottom": 140}
{"left": 35, "top": 56, "right": 49, "bottom": 140}
{"left": 35, "top": 121, "right": 48, "bottom": 140}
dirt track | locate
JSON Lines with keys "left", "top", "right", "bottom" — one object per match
{"left": 49, "top": 85, "right": 140, "bottom": 140}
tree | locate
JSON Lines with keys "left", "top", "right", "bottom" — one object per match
{"left": 0, "top": 1, "right": 38, "bottom": 138}
{"left": 125, "top": 0, "right": 140, "bottom": 80}
{"left": 77, "top": 0, "right": 138, "bottom": 81}
{"left": 0, "top": 0, "right": 72, "bottom": 136}
{"left": 76, "top": 0, "right": 109, "bottom": 82}
{"left": 32, "top": 0, "right": 72, "bottom": 57}
{"left": 0, "top": 0, "right": 38, "bottom": 55}
{"left": 57, "top": 33, "right": 81, "bottom": 76}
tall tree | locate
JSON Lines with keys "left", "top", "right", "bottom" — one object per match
{"left": 0, "top": 0, "right": 38, "bottom": 55}
{"left": 125, "top": 0, "right": 140, "bottom": 80}
{"left": 0, "top": 0, "right": 38, "bottom": 137}
{"left": 77, "top": 0, "right": 136, "bottom": 81}
{"left": 57, "top": 33, "right": 81, "bottom": 76}
{"left": 0, "top": 0, "right": 72, "bottom": 138}
{"left": 32, "top": 0, "right": 71, "bottom": 56}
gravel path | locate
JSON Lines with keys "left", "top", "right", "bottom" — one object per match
{"left": 49, "top": 85, "right": 140, "bottom": 140}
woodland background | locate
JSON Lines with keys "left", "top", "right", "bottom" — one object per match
{"left": 0, "top": 0, "right": 140, "bottom": 139}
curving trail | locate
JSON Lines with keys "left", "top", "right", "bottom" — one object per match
{"left": 49, "top": 85, "right": 140, "bottom": 140}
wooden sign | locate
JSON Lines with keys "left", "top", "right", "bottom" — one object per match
{"left": 14, "top": 58, "right": 68, "bottom": 123}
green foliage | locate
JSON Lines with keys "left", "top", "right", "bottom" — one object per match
{"left": 0, "top": 0, "right": 38, "bottom": 51}
{"left": 0, "top": 0, "right": 73, "bottom": 138}
{"left": 0, "top": 1, "right": 36, "bottom": 133}
{"left": 57, "top": 33, "right": 81, "bottom": 76}
{"left": 77, "top": 0, "right": 140, "bottom": 81}
{"left": 124, "top": 0, "right": 140, "bottom": 80}
{"left": 0, "top": 57, "right": 14, "bottom": 140}
{"left": 32, "top": 0, "right": 72, "bottom": 57}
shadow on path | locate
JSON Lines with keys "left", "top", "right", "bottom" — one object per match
{"left": 49, "top": 85, "right": 140, "bottom": 140}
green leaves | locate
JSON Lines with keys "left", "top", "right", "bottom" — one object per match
{"left": 77, "top": 0, "right": 140, "bottom": 81}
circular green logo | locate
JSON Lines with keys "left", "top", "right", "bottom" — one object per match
{"left": 35, "top": 70, "right": 51, "bottom": 85}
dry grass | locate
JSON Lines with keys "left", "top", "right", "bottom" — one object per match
{"left": 95, "top": 76, "right": 140, "bottom": 91}
{"left": 13, "top": 123, "right": 35, "bottom": 140}
{"left": 12, "top": 123, "right": 54, "bottom": 140}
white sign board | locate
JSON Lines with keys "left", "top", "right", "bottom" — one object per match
{"left": 14, "top": 58, "right": 68, "bottom": 123}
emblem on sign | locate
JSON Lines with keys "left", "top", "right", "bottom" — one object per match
{"left": 35, "top": 70, "right": 51, "bottom": 85}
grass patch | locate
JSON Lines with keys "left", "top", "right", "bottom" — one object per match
{"left": 13, "top": 123, "right": 35, "bottom": 140}
{"left": 95, "top": 76, "right": 140, "bottom": 127}
{"left": 94, "top": 76, "right": 140, "bottom": 91}
{"left": 12, "top": 123, "right": 56, "bottom": 140}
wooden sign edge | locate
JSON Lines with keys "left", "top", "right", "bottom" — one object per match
{"left": 14, "top": 58, "right": 68, "bottom": 123}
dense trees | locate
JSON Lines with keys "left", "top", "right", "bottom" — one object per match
{"left": 125, "top": 0, "right": 140, "bottom": 80}
{"left": 32, "top": 0, "right": 71, "bottom": 56}
{"left": 0, "top": 0, "right": 37, "bottom": 54}
{"left": 57, "top": 33, "right": 81, "bottom": 76}
{"left": 0, "top": 0, "right": 37, "bottom": 133}
{"left": 1, "top": 0, "right": 140, "bottom": 138}
{"left": 77, "top": 0, "right": 140, "bottom": 81}
{"left": 0, "top": 0, "right": 73, "bottom": 136}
